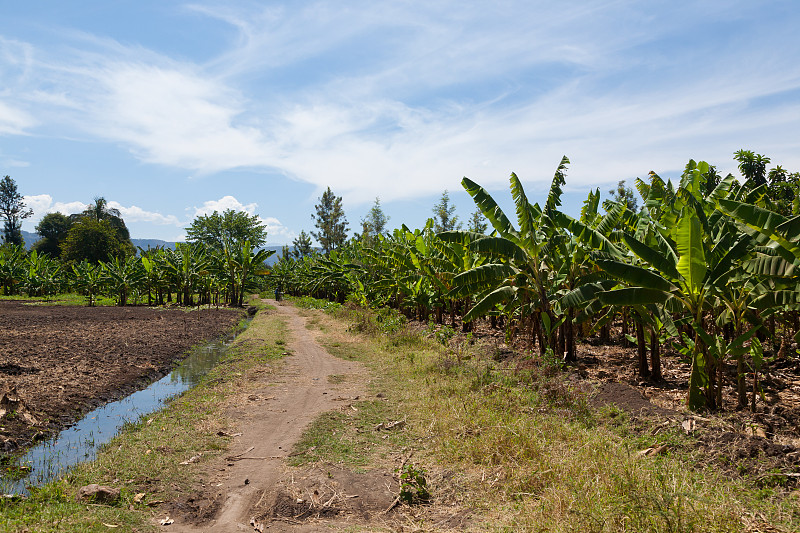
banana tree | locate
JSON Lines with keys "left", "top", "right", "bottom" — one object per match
{"left": 595, "top": 161, "right": 753, "bottom": 410}
{"left": 224, "top": 240, "right": 274, "bottom": 307}
{"left": 453, "top": 156, "right": 578, "bottom": 353}
{"left": 0, "top": 244, "right": 26, "bottom": 295}
{"left": 71, "top": 260, "right": 104, "bottom": 306}
{"left": 101, "top": 255, "right": 145, "bottom": 306}
{"left": 166, "top": 243, "right": 209, "bottom": 306}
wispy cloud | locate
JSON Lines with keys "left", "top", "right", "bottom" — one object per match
{"left": 107, "top": 201, "right": 181, "bottom": 225}
{"left": 4, "top": 0, "right": 800, "bottom": 211}
{"left": 0, "top": 101, "right": 35, "bottom": 134}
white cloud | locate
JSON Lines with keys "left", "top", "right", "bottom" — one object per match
{"left": 3, "top": 1, "right": 800, "bottom": 214}
{"left": 189, "top": 195, "right": 258, "bottom": 218}
{"left": 107, "top": 201, "right": 181, "bottom": 225}
{"left": 25, "top": 196, "right": 182, "bottom": 233}
{"left": 24, "top": 195, "right": 87, "bottom": 219}
{"left": 0, "top": 101, "right": 35, "bottom": 134}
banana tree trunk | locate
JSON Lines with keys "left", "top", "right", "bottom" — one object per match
{"left": 565, "top": 309, "right": 576, "bottom": 363}
{"left": 622, "top": 308, "right": 631, "bottom": 347}
{"left": 636, "top": 319, "right": 649, "bottom": 378}
{"left": 649, "top": 328, "right": 662, "bottom": 380}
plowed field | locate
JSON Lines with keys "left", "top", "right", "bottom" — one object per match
{"left": 0, "top": 301, "right": 243, "bottom": 452}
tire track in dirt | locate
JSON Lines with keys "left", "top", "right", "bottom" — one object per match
{"left": 167, "top": 300, "right": 367, "bottom": 533}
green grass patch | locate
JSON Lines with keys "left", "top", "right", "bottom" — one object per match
{"left": 321, "top": 340, "right": 365, "bottom": 361}
{"left": 0, "top": 307, "right": 289, "bottom": 533}
{"left": 0, "top": 292, "right": 117, "bottom": 306}
{"left": 288, "top": 399, "right": 407, "bottom": 469}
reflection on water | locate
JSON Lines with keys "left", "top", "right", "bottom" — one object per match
{"left": 0, "top": 333, "right": 239, "bottom": 495}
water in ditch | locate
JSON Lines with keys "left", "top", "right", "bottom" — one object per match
{"left": 0, "top": 333, "right": 239, "bottom": 495}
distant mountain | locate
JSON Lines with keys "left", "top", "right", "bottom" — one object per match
{"left": 132, "top": 238, "right": 178, "bottom": 251}
{"left": 21, "top": 230, "right": 39, "bottom": 249}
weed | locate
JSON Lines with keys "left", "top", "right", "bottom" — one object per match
{"left": 434, "top": 325, "right": 456, "bottom": 346}
{"left": 294, "top": 296, "right": 342, "bottom": 312}
{"left": 399, "top": 463, "right": 430, "bottom": 504}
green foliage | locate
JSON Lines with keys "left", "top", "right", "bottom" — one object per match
{"left": 360, "top": 197, "right": 390, "bottom": 245}
{"left": 312, "top": 187, "right": 349, "bottom": 254}
{"left": 605, "top": 179, "right": 639, "bottom": 212}
{"left": 33, "top": 212, "right": 73, "bottom": 257}
{"left": 77, "top": 197, "right": 134, "bottom": 249}
{"left": 295, "top": 295, "right": 342, "bottom": 312}
{"left": 433, "top": 324, "right": 456, "bottom": 346}
{"left": 61, "top": 218, "right": 130, "bottom": 264}
{"left": 291, "top": 230, "right": 314, "bottom": 258}
{"left": 467, "top": 207, "right": 488, "bottom": 234}
{"left": 186, "top": 209, "right": 267, "bottom": 251}
{"left": 0, "top": 175, "right": 33, "bottom": 246}
{"left": 399, "top": 463, "right": 430, "bottom": 504}
{"left": 432, "top": 189, "right": 461, "bottom": 233}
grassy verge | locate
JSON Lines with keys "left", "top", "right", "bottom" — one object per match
{"left": 0, "top": 305, "right": 288, "bottom": 533}
{"left": 0, "top": 292, "right": 117, "bottom": 306}
{"left": 291, "top": 299, "right": 800, "bottom": 532}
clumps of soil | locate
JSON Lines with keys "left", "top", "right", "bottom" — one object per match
{"left": 168, "top": 493, "right": 224, "bottom": 525}
{"left": 591, "top": 382, "right": 677, "bottom": 417}
{"left": 250, "top": 465, "right": 398, "bottom": 524}
{"left": 246, "top": 463, "right": 472, "bottom": 531}
{"left": 696, "top": 429, "right": 799, "bottom": 480}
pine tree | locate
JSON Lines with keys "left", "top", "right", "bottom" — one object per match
{"left": 292, "top": 230, "right": 314, "bottom": 258}
{"left": 360, "top": 197, "right": 390, "bottom": 244}
{"left": 467, "top": 207, "right": 488, "bottom": 234}
{"left": 311, "top": 187, "right": 349, "bottom": 254}
{"left": 432, "top": 190, "right": 461, "bottom": 233}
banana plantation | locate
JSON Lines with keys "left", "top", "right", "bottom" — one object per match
{"left": 270, "top": 155, "right": 800, "bottom": 413}
{"left": 0, "top": 240, "right": 272, "bottom": 308}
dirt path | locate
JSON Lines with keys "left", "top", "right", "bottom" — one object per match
{"left": 168, "top": 300, "right": 368, "bottom": 533}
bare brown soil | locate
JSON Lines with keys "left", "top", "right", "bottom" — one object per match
{"left": 0, "top": 300, "right": 243, "bottom": 452}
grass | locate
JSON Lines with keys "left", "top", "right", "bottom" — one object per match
{"left": 290, "top": 298, "right": 800, "bottom": 532}
{"left": 0, "top": 292, "right": 117, "bottom": 306}
{"left": 0, "top": 305, "right": 289, "bottom": 533}
{"left": 288, "top": 399, "right": 408, "bottom": 470}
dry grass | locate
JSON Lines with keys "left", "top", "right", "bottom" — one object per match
{"left": 298, "top": 301, "right": 800, "bottom": 532}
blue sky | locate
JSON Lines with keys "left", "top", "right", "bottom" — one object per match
{"left": 1, "top": 1, "right": 799, "bottom": 244}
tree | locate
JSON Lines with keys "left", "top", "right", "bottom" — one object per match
{"left": 0, "top": 175, "right": 33, "bottom": 246}
{"left": 78, "top": 197, "right": 132, "bottom": 244}
{"left": 606, "top": 180, "right": 638, "bottom": 212}
{"left": 33, "top": 212, "right": 73, "bottom": 257}
{"left": 291, "top": 230, "right": 314, "bottom": 258}
{"left": 734, "top": 149, "right": 770, "bottom": 188}
{"left": 312, "top": 187, "right": 349, "bottom": 254}
{"left": 61, "top": 218, "right": 130, "bottom": 264}
{"left": 432, "top": 190, "right": 461, "bottom": 233}
{"left": 186, "top": 209, "right": 268, "bottom": 251}
{"left": 466, "top": 207, "right": 488, "bottom": 234}
{"left": 362, "top": 197, "right": 390, "bottom": 238}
